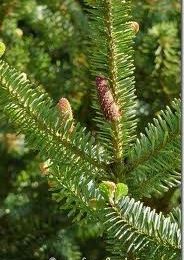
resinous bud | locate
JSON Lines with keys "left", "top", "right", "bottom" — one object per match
{"left": 130, "top": 21, "right": 140, "bottom": 34}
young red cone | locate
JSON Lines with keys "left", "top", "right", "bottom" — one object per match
{"left": 96, "top": 76, "right": 121, "bottom": 122}
{"left": 57, "top": 97, "right": 74, "bottom": 133}
{"left": 57, "top": 97, "right": 73, "bottom": 120}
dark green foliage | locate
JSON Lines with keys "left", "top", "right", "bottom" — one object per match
{"left": 0, "top": 0, "right": 89, "bottom": 110}
{"left": 105, "top": 197, "right": 180, "bottom": 259}
{"left": 0, "top": 0, "right": 181, "bottom": 259}
{"left": 132, "top": 0, "right": 180, "bottom": 130}
{"left": 126, "top": 99, "right": 181, "bottom": 198}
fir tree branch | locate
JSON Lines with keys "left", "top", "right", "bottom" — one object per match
{"left": 104, "top": 197, "right": 181, "bottom": 260}
{"left": 0, "top": 60, "right": 109, "bottom": 175}
{"left": 125, "top": 99, "right": 181, "bottom": 197}
{"left": 87, "top": 0, "right": 137, "bottom": 167}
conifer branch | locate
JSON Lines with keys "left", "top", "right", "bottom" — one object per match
{"left": 0, "top": 60, "right": 109, "bottom": 175}
{"left": 104, "top": 197, "right": 181, "bottom": 259}
{"left": 0, "top": 0, "right": 181, "bottom": 258}
{"left": 125, "top": 99, "right": 181, "bottom": 197}
{"left": 87, "top": 0, "right": 137, "bottom": 169}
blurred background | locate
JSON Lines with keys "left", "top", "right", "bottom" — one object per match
{"left": 0, "top": 0, "right": 180, "bottom": 259}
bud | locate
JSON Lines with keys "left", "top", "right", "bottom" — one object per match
{"left": 48, "top": 180, "right": 56, "bottom": 187}
{"left": 114, "top": 183, "right": 128, "bottom": 203}
{"left": 15, "top": 28, "right": 23, "bottom": 37}
{"left": 96, "top": 76, "right": 121, "bottom": 122}
{"left": 39, "top": 163, "right": 49, "bottom": 176}
{"left": 102, "top": 181, "right": 116, "bottom": 193}
{"left": 99, "top": 181, "right": 128, "bottom": 205}
{"left": 130, "top": 21, "right": 139, "bottom": 34}
{"left": 0, "top": 42, "right": 6, "bottom": 58}
{"left": 99, "top": 181, "right": 116, "bottom": 204}
{"left": 57, "top": 98, "right": 73, "bottom": 120}
{"left": 39, "top": 159, "right": 51, "bottom": 176}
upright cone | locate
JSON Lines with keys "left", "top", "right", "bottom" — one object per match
{"left": 57, "top": 97, "right": 73, "bottom": 120}
{"left": 96, "top": 76, "right": 121, "bottom": 122}
{"left": 57, "top": 97, "right": 74, "bottom": 132}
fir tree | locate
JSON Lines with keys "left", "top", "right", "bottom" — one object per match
{"left": 0, "top": 0, "right": 181, "bottom": 259}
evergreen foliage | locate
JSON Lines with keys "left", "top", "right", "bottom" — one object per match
{"left": 0, "top": 0, "right": 181, "bottom": 259}
{"left": 132, "top": 0, "right": 180, "bottom": 129}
